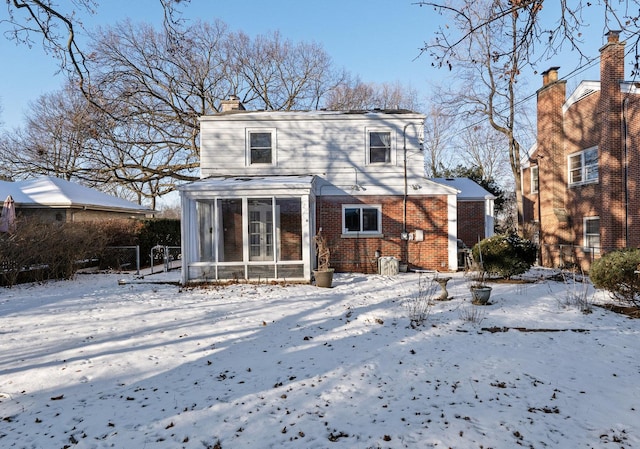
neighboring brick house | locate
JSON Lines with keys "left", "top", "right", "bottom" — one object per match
{"left": 0, "top": 176, "right": 153, "bottom": 223}
{"left": 522, "top": 31, "right": 640, "bottom": 271}
{"left": 179, "top": 100, "right": 494, "bottom": 283}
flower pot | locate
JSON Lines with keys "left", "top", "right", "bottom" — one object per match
{"left": 470, "top": 285, "right": 492, "bottom": 304}
{"left": 313, "top": 269, "right": 334, "bottom": 288}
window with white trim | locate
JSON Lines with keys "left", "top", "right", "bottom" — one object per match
{"left": 342, "top": 204, "right": 382, "bottom": 235}
{"left": 367, "top": 130, "right": 392, "bottom": 164}
{"left": 584, "top": 217, "right": 600, "bottom": 252}
{"left": 568, "top": 146, "right": 598, "bottom": 185}
{"left": 247, "top": 129, "right": 275, "bottom": 165}
{"left": 531, "top": 165, "right": 539, "bottom": 194}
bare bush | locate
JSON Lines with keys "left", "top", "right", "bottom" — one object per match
{"left": 404, "top": 275, "right": 437, "bottom": 328}
{"left": 0, "top": 220, "right": 139, "bottom": 287}
{"left": 557, "top": 270, "right": 592, "bottom": 314}
{"left": 458, "top": 305, "right": 486, "bottom": 325}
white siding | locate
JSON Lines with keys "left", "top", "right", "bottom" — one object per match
{"left": 199, "top": 111, "right": 428, "bottom": 194}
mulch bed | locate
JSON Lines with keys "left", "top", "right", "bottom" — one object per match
{"left": 595, "top": 303, "right": 640, "bottom": 318}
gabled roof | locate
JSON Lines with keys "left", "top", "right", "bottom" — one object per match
{"left": 564, "top": 79, "right": 640, "bottom": 113}
{"left": 430, "top": 178, "right": 495, "bottom": 200}
{"left": 563, "top": 81, "right": 600, "bottom": 113}
{"left": 0, "top": 176, "right": 153, "bottom": 212}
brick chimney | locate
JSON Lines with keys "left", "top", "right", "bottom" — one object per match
{"left": 536, "top": 65, "right": 569, "bottom": 251}
{"left": 599, "top": 30, "right": 627, "bottom": 249}
{"left": 220, "top": 95, "right": 245, "bottom": 113}
{"left": 542, "top": 66, "right": 560, "bottom": 86}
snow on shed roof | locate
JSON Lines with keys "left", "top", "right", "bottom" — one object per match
{"left": 430, "top": 178, "right": 495, "bottom": 200}
{"left": 0, "top": 177, "right": 153, "bottom": 212}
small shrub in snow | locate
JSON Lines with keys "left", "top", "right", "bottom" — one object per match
{"left": 471, "top": 234, "right": 537, "bottom": 279}
{"left": 590, "top": 249, "right": 640, "bottom": 307}
{"left": 405, "top": 275, "right": 436, "bottom": 328}
{"left": 458, "top": 305, "right": 485, "bottom": 325}
{"left": 557, "top": 270, "right": 592, "bottom": 314}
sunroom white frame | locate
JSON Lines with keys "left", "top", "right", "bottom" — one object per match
{"left": 180, "top": 175, "right": 316, "bottom": 283}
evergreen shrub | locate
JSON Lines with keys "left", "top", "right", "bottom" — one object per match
{"left": 472, "top": 234, "right": 537, "bottom": 278}
{"left": 590, "top": 248, "right": 640, "bottom": 306}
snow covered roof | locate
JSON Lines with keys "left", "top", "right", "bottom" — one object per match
{"left": 0, "top": 177, "right": 153, "bottom": 212}
{"left": 430, "top": 177, "right": 495, "bottom": 200}
{"left": 180, "top": 175, "right": 317, "bottom": 194}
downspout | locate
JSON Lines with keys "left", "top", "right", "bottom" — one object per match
{"left": 402, "top": 123, "right": 410, "bottom": 266}
{"left": 403, "top": 123, "right": 409, "bottom": 235}
{"left": 623, "top": 97, "right": 629, "bottom": 246}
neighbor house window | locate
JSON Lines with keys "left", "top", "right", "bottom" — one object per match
{"left": 569, "top": 146, "right": 598, "bottom": 185}
{"left": 531, "top": 165, "right": 539, "bottom": 194}
{"left": 584, "top": 217, "right": 600, "bottom": 252}
{"left": 368, "top": 130, "right": 391, "bottom": 164}
{"left": 342, "top": 204, "right": 382, "bottom": 235}
{"left": 247, "top": 130, "right": 275, "bottom": 165}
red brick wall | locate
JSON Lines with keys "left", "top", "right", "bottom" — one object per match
{"left": 531, "top": 32, "right": 640, "bottom": 269}
{"left": 625, "top": 93, "right": 640, "bottom": 248}
{"left": 316, "top": 195, "right": 450, "bottom": 273}
{"left": 535, "top": 70, "right": 572, "bottom": 265}
{"left": 563, "top": 92, "right": 600, "bottom": 250}
{"left": 599, "top": 35, "right": 627, "bottom": 251}
{"left": 456, "top": 201, "right": 486, "bottom": 248}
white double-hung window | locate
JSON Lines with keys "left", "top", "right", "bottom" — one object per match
{"left": 568, "top": 146, "right": 598, "bottom": 185}
{"left": 531, "top": 165, "right": 539, "bottom": 194}
{"left": 367, "top": 130, "right": 392, "bottom": 164}
{"left": 247, "top": 129, "right": 276, "bottom": 165}
{"left": 584, "top": 217, "right": 600, "bottom": 252}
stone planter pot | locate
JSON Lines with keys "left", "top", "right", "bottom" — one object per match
{"left": 313, "top": 269, "right": 334, "bottom": 288}
{"left": 470, "top": 285, "right": 492, "bottom": 305}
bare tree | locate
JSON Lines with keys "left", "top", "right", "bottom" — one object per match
{"left": 228, "top": 30, "right": 344, "bottom": 111}
{"left": 457, "top": 124, "right": 512, "bottom": 184}
{"left": 423, "top": 104, "right": 455, "bottom": 177}
{"left": 2, "top": 1, "right": 190, "bottom": 91}
{"left": 83, "top": 20, "right": 344, "bottom": 201}
{"left": 2, "top": 18, "right": 347, "bottom": 206}
{"left": 0, "top": 81, "right": 101, "bottom": 181}
{"left": 420, "top": 0, "right": 536, "bottom": 232}
{"left": 87, "top": 19, "right": 233, "bottom": 181}
{"left": 418, "top": 1, "right": 640, "bottom": 75}
{"left": 324, "top": 76, "right": 422, "bottom": 111}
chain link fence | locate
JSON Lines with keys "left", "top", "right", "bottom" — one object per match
{"left": 539, "top": 244, "right": 599, "bottom": 272}
{"left": 100, "top": 246, "right": 141, "bottom": 274}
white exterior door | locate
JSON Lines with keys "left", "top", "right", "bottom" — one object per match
{"left": 248, "top": 200, "right": 274, "bottom": 261}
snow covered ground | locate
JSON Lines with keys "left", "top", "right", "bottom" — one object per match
{"left": 0, "top": 269, "right": 638, "bottom": 449}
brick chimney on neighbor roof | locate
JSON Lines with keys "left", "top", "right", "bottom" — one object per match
{"left": 599, "top": 30, "right": 626, "bottom": 250}
{"left": 220, "top": 95, "right": 245, "bottom": 113}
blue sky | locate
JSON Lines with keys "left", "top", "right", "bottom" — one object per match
{"left": 0, "top": 1, "right": 617, "bottom": 130}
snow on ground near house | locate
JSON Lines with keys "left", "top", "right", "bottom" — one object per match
{"left": 0, "top": 270, "right": 638, "bottom": 449}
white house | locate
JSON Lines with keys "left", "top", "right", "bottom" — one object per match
{"left": 180, "top": 98, "right": 493, "bottom": 283}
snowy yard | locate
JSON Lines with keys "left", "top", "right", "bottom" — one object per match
{"left": 0, "top": 270, "right": 638, "bottom": 448}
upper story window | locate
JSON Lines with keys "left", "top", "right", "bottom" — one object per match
{"left": 568, "top": 146, "right": 598, "bottom": 186}
{"left": 584, "top": 216, "right": 600, "bottom": 252}
{"left": 342, "top": 204, "right": 382, "bottom": 235}
{"left": 531, "top": 165, "right": 539, "bottom": 194}
{"left": 247, "top": 129, "right": 275, "bottom": 165}
{"left": 367, "top": 130, "right": 392, "bottom": 164}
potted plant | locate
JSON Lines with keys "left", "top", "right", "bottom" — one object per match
{"left": 313, "top": 230, "right": 334, "bottom": 288}
{"left": 469, "top": 271, "right": 492, "bottom": 305}
{"left": 469, "top": 240, "right": 492, "bottom": 305}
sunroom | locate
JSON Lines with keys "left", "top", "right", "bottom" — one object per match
{"left": 179, "top": 175, "right": 316, "bottom": 283}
